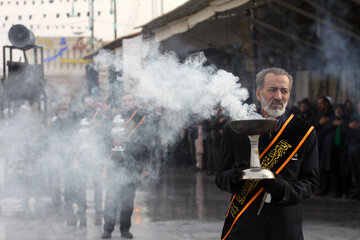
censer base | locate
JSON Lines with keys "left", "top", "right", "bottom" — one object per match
{"left": 240, "top": 168, "right": 275, "bottom": 180}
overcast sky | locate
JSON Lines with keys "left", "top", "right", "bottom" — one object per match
{"left": 0, "top": 0, "right": 188, "bottom": 45}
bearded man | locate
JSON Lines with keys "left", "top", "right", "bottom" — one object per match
{"left": 216, "top": 67, "right": 319, "bottom": 240}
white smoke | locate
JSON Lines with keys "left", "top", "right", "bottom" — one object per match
{"left": 0, "top": 40, "right": 260, "bottom": 221}
{"left": 136, "top": 51, "right": 256, "bottom": 119}
{"left": 0, "top": 103, "right": 106, "bottom": 218}
{"left": 93, "top": 43, "right": 261, "bottom": 145}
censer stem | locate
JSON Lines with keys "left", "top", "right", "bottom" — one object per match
{"left": 248, "top": 135, "right": 261, "bottom": 168}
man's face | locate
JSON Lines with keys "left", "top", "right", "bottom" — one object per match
{"left": 299, "top": 103, "right": 309, "bottom": 114}
{"left": 58, "top": 106, "right": 68, "bottom": 119}
{"left": 345, "top": 101, "right": 353, "bottom": 111}
{"left": 83, "top": 97, "right": 94, "bottom": 112}
{"left": 335, "top": 107, "right": 344, "bottom": 117}
{"left": 317, "top": 99, "right": 325, "bottom": 112}
{"left": 121, "top": 94, "right": 135, "bottom": 112}
{"left": 256, "top": 73, "right": 290, "bottom": 118}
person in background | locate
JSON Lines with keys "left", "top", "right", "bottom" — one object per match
{"left": 207, "top": 107, "right": 226, "bottom": 175}
{"left": 297, "top": 98, "right": 317, "bottom": 126}
{"left": 65, "top": 95, "right": 106, "bottom": 226}
{"left": 48, "top": 104, "right": 73, "bottom": 208}
{"left": 344, "top": 99, "right": 357, "bottom": 119}
{"left": 321, "top": 104, "right": 351, "bottom": 198}
{"left": 194, "top": 122, "right": 205, "bottom": 171}
{"left": 316, "top": 96, "right": 335, "bottom": 196}
{"left": 102, "top": 93, "right": 150, "bottom": 239}
{"left": 346, "top": 101, "right": 360, "bottom": 200}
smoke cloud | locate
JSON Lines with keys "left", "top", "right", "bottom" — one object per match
{"left": 0, "top": 40, "right": 259, "bottom": 223}
{"left": 93, "top": 43, "right": 260, "bottom": 145}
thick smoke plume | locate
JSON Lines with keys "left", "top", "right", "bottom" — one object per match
{"left": 93, "top": 43, "right": 260, "bottom": 145}
{"left": 0, "top": 41, "right": 258, "bottom": 219}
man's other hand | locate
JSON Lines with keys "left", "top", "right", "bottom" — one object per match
{"left": 262, "top": 174, "right": 286, "bottom": 199}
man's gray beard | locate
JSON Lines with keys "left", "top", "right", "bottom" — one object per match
{"left": 260, "top": 95, "right": 287, "bottom": 118}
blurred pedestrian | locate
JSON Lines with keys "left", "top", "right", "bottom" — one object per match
{"left": 194, "top": 123, "right": 204, "bottom": 171}
{"left": 297, "top": 98, "right": 316, "bottom": 126}
{"left": 207, "top": 108, "right": 226, "bottom": 175}
{"left": 102, "top": 93, "right": 151, "bottom": 239}
{"left": 321, "top": 104, "right": 351, "bottom": 197}
{"left": 346, "top": 101, "right": 360, "bottom": 200}
{"left": 65, "top": 95, "right": 107, "bottom": 226}
{"left": 316, "top": 96, "right": 335, "bottom": 195}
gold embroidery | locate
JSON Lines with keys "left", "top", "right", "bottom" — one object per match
{"left": 261, "top": 140, "right": 292, "bottom": 169}
{"left": 229, "top": 203, "right": 240, "bottom": 218}
{"left": 234, "top": 140, "right": 292, "bottom": 207}
{"left": 237, "top": 180, "right": 260, "bottom": 204}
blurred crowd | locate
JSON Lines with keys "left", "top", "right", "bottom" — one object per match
{"left": 0, "top": 93, "right": 158, "bottom": 238}
{"left": 0, "top": 92, "right": 359, "bottom": 233}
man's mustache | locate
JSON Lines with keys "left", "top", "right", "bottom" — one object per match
{"left": 270, "top": 99, "right": 284, "bottom": 107}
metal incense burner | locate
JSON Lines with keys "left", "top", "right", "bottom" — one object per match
{"left": 111, "top": 114, "right": 125, "bottom": 152}
{"left": 230, "top": 119, "right": 278, "bottom": 180}
{"left": 79, "top": 118, "right": 90, "bottom": 149}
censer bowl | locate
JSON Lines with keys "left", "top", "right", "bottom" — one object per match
{"left": 230, "top": 119, "right": 278, "bottom": 180}
{"left": 230, "top": 119, "right": 278, "bottom": 136}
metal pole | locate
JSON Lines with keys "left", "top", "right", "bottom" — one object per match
{"left": 91, "top": 0, "right": 94, "bottom": 50}
{"left": 161, "top": 0, "right": 163, "bottom": 15}
{"left": 114, "top": 0, "right": 117, "bottom": 39}
{"left": 2, "top": 46, "right": 6, "bottom": 80}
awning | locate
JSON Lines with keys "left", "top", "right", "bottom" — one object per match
{"left": 142, "top": 0, "right": 250, "bottom": 41}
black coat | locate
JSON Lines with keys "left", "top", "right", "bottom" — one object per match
{"left": 315, "top": 110, "right": 335, "bottom": 165}
{"left": 215, "top": 112, "right": 319, "bottom": 240}
{"left": 319, "top": 116, "right": 350, "bottom": 174}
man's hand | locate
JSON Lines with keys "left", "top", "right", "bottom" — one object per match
{"left": 262, "top": 174, "right": 286, "bottom": 199}
{"left": 230, "top": 163, "right": 247, "bottom": 186}
{"left": 332, "top": 119, "right": 343, "bottom": 126}
{"left": 319, "top": 116, "right": 329, "bottom": 125}
{"left": 349, "top": 121, "right": 359, "bottom": 129}
{"left": 231, "top": 168, "right": 244, "bottom": 185}
{"left": 141, "top": 170, "right": 150, "bottom": 180}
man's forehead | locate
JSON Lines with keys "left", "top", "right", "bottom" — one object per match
{"left": 84, "top": 97, "right": 93, "bottom": 103}
{"left": 263, "top": 73, "right": 290, "bottom": 87}
{"left": 122, "top": 95, "right": 134, "bottom": 101}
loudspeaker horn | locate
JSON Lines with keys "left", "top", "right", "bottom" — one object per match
{"left": 8, "top": 24, "right": 35, "bottom": 48}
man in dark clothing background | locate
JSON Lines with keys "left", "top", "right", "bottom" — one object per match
{"left": 207, "top": 108, "right": 227, "bottom": 175}
{"left": 70, "top": 95, "right": 106, "bottom": 226}
{"left": 316, "top": 96, "right": 335, "bottom": 195}
{"left": 320, "top": 104, "right": 351, "bottom": 197}
{"left": 48, "top": 104, "right": 74, "bottom": 209}
{"left": 215, "top": 67, "right": 319, "bottom": 240}
{"left": 102, "top": 93, "right": 150, "bottom": 239}
{"left": 346, "top": 105, "right": 360, "bottom": 200}
{"left": 297, "top": 98, "right": 316, "bottom": 126}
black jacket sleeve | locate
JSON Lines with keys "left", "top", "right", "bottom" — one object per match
{"left": 215, "top": 124, "right": 235, "bottom": 193}
{"left": 278, "top": 129, "right": 320, "bottom": 205}
{"left": 215, "top": 124, "right": 250, "bottom": 193}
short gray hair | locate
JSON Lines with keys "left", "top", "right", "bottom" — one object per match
{"left": 256, "top": 67, "right": 293, "bottom": 91}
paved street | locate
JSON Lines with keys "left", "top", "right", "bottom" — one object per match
{"left": 0, "top": 168, "right": 359, "bottom": 240}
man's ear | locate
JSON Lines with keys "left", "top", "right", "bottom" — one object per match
{"left": 256, "top": 88, "right": 261, "bottom": 102}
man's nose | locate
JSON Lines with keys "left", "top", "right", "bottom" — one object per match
{"left": 274, "top": 90, "right": 282, "bottom": 99}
